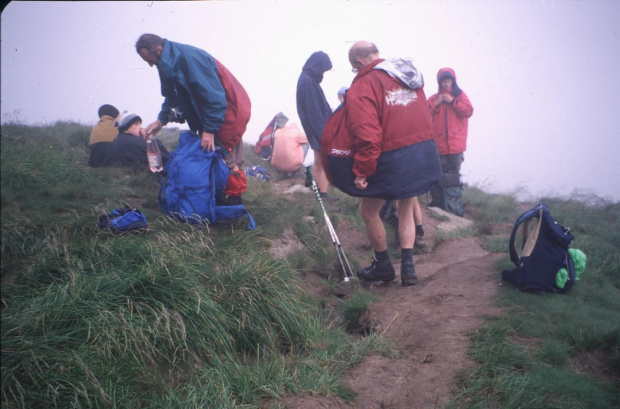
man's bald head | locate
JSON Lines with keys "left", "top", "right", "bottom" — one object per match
{"left": 349, "top": 41, "right": 380, "bottom": 67}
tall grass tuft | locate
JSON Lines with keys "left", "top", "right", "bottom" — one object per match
{"left": 340, "top": 290, "right": 380, "bottom": 331}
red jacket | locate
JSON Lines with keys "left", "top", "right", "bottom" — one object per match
{"left": 341, "top": 59, "right": 434, "bottom": 178}
{"left": 428, "top": 68, "right": 473, "bottom": 155}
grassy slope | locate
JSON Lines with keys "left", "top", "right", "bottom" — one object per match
{"left": 1, "top": 122, "right": 619, "bottom": 408}
{"left": 445, "top": 187, "right": 620, "bottom": 408}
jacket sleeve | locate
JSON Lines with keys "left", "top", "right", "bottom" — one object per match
{"left": 428, "top": 94, "right": 440, "bottom": 119}
{"left": 347, "top": 80, "right": 383, "bottom": 178}
{"left": 452, "top": 91, "right": 473, "bottom": 118}
{"left": 183, "top": 53, "right": 227, "bottom": 134}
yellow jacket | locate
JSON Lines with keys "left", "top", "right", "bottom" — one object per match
{"left": 89, "top": 115, "right": 118, "bottom": 145}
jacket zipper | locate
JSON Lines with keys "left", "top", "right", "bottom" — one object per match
{"left": 443, "top": 107, "right": 450, "bottom": 154}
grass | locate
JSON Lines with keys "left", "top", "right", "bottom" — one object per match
{"left": 445, "top": 186, "right": 620, "bottom": 408}
{"left": 1, "top": 122, "right": 383, "bottom": 408}
{"left": 2, "top": 121, "right": 619, "bottom": 408}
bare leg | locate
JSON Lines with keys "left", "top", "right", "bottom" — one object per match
{"left": 312, "top": 149, "right": 330, "bottom": 194}
{"left": 359, "top": 197, "right": 388, "bottom": 252}
{"left": 357, "top": 196, "right": 396, "bottom": 282}
{"left": 413, "top": 196, "right": 422, "bottom": 225}
{"left": 395, "top": 197, "right": 415, "bottom": 249}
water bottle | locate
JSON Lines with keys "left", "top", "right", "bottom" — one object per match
{"left": 146, "top": 134, "right": 163, "bottom": 173}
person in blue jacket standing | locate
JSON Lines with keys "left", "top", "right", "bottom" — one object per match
{"left": 296, "top": 51, "right": 338, "bottom": 202}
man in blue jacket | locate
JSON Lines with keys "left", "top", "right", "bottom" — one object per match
{"left": 136, "top": 34, "right": 251, "bottom": 202}
{"left": 296, "top": 51, "right": 338, "bottom": 202}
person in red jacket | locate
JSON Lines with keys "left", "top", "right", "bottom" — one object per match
{"left": 427, "top": 68, "right": 474, "bottom": 216}
{"left": 322, "top": 41, "right": 442, "bottom": 286}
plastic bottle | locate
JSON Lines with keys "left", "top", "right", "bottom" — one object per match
{"left": 146, "top": 134, "right": 163, "bottom": 173}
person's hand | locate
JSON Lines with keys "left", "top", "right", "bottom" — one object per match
{"left": 443, "top": 94, "right": 454, "bottom": 104}
{"left": 201, "top": 131, "right": 215, "bottom": 152}
{"left": 145, "top": 119, "right": 163, "bottom": 139}
{"left": 434, "top": 94, "right": 444, "bottom": 107}
{"left": 355, "top": 176, "right": 368, "bottom": 190}
{"left": 139, "top": 128, "right": 148, "bottom": 139}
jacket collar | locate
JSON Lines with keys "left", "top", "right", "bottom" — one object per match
{"left": 352, "top": 59, "right": 384, "bottom": 83}
{"left": 157, "top": 39, "right": 180, "bottom": 79}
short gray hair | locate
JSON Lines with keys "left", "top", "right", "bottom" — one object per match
{"left": 135, "top": 33, "right": 164, "bottom": 54}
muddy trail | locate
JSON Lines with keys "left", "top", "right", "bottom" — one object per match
{"left": 266, "top": 177, "right": 508, "bottom": 409}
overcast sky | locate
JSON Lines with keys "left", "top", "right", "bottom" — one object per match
{"left": 2, "top": 0, "right": 619, "bottom": 201}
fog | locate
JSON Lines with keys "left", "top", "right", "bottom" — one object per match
{"left": 2, "top": 0, "right": 619, "bottom": 201}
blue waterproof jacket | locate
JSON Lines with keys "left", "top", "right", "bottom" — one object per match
{"left": 296, "top": 52, "right": 333, "bottom": 150}
{"left": 156, "top": 40, "right": 227, "bottom": 135}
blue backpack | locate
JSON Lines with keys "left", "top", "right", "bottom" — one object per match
{"left": 158, "top": 131, "right": 256, "bottom": 229}
{"left": 98, "top": 206, "right": 148, "bottom": 235}
{"left": 501, "top": 203, "right": 575, "bottom": 294}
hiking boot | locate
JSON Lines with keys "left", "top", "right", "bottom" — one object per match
{"left": 357, "top": 259, "right": 395, "bottom": 282}
{"left": 401, "top": 261, "right": 419, "bottom": 286}
{"left": 414, "top": 235, "right": 427, "bottom": 251}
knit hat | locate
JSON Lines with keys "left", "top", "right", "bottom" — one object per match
{"left": 115, "top": 112, "right": 142, "bottom": 133}
{"left": 98, "top": 104, "right": 119, "bottom": 119}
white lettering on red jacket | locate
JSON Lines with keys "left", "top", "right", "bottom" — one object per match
{"left": 386, "top": 88, "right": 418, "bottom": 107}
{"left": 330, "top": 148, "right": 352, "bottom": 156}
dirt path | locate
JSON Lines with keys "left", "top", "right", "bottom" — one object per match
{"left": 270, "top": 178, "right": 505, "bottom": 409}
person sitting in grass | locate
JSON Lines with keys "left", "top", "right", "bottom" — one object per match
{"left": 88, "top": 104, "right": 119, "bottom": 167}
{"left": 113, "top": 112, "right": 170, "bottom": 169}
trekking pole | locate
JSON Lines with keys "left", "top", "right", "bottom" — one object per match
{"left": 305, "top": 166, "right": 355, "bottom": 282}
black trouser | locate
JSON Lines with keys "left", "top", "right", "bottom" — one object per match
{"left": 430, "top": 153, "right": 464, "bottom": 212}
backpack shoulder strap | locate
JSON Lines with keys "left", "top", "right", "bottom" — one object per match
{"left": 508, "top": 203, "right": 545, "bottom": 265}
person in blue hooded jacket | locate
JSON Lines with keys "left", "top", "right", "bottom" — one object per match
{"left": 136, "top": 34, "right": 251, "bottom": 202}
{"left": 296, "top": 51, "right": 338, "bottom": 202}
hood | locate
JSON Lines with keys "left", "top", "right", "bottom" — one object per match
{"left": 437, "top": 67, "right": 456, "bottom": 83}
{"left": 436, "top": 67, "right": 462, "bottom": 97}
{"left": 302, "top": 51, "right": 332, "bottom": 83}
{"left": 374, "top": 58, "right": 424, "bottom": 89}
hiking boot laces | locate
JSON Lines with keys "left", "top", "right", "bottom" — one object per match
{"left": 357, "top": 258, "right": 395, "bottom": 282}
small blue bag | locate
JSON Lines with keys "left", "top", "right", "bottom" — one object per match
{"left": 245, "top": 165, "right": 271, "bottom": 181}
{"left": 99, "top": 206, "right": 148, "bottom": 235}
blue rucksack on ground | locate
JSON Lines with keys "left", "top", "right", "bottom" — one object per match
{"left": 501, "top": 203, "right": 575, "bottom": 294}
{"left": 245, "top": 165, "right": 271, "bottom": 181}
{"left": 98, "top": 206, "right": 148, "bottom": 235}
{"left": 158, "top": 131, "right": 256, "bottom": 229}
